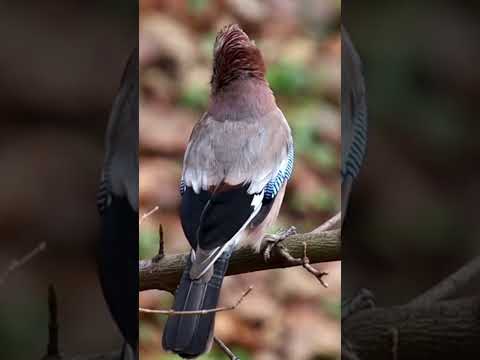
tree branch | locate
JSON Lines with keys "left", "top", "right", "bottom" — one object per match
{"left": 312, "top": 212, "right": 341, "bottom": 233}
{"left": 139, "top": 228, "right": 340, "bottom": 292}
{"left": 409, "top": 255, "right": 480, "bottom": 306}
{"left": 343, "top": 255, "right": 480, "bottom": 359}
{"left": 343, "top": 297, "right": 480, "bottom": 359}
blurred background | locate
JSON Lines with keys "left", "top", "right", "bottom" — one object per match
{"left": 343, "top": 1, "right": 480, "bottom": 304}
{"left": 138, "top": 1, "right": 341, "bottom": 359}
{"left": 0, "top": 1, "right": 136, "bottom": 358}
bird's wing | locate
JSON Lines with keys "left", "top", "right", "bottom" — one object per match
{"left": 180, "top": 108, "right": 294, "bottom": 279}
{"left": 341, "top": 27, "right": 368, "bottom": 214}
{"left": 96, "top": 49, "right": 139, "bottom": 349}
{"left": 97, "top": 49, "right": 139, "bottom": 214}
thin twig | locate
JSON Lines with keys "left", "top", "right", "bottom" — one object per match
{"left": 214, "top": 336, "right": 240, "bottom": 360}
{"left": 139, "top": 206, "right": 159, "bottom": 225}
{"left": 301, "top": 242, "right": 329, "bottom": 287}
{"left": 409, "top": 255, "right": 480, "bottom": 306}
{"left": 391, "top": 327, "right": 398, "bottom": 360}
{"left": 312, "top": 212, "right": 341, "bottom": 233}
{"left": 275, "top": 242, "right": 329, "bottom": 287}
{"left": 48, "top": 285, "right": 60, "bottom": 357}
{"left": 152, "top": 224, "right": 165, "bottom": 262}
{"left": 41, "top": 285, "right": 123, "bottom": 360}
{"left": 139, "top": 286, "right": 253, "bottom": 315}
{"left": 0, "top": 242, "right": 46, "bottom": 285}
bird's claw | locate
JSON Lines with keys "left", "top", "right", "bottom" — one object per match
{"left": 341, "top": 288, "right": 376, "bottom": 320}
{"left": 263, "top": 226, "right": 297, "bottom": 262}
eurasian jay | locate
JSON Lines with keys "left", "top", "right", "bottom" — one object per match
{"left": 97, "top": 49, "right": 139, "bottom": 353}
{"left": 162, "top": 24, "right": 294, "bottom": 358}
{"left": 341, "top": 26, "right": 368, "bottom": 223}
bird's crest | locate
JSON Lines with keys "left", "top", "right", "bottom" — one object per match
{"left": 211, "top": 24, "right": 266, "bottom": 93}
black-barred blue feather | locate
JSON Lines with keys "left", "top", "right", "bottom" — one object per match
{"left": 341, "top": 26, "right": 368, "bottom": 222}
{"left": 264, "top": 143, "right": 295, "bottom": 200}
{"left": 179, "top": 178, "right": 186, "bottom": 195}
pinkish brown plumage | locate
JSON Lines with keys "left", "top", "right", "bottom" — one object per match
{"left": 211, "top": 24, "right": 266, "bottom": 94}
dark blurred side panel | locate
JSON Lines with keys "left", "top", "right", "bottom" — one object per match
{"left": 342, "top": 0, "right": 480, "bottom": 359}
{"left": 0, "top": 1, "right": 137, "bottom": 359}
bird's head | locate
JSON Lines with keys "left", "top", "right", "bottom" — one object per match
{"left": 211, "top": 24, "right": 266, "bottom": 94}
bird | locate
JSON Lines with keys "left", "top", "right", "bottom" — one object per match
{"left": 162, "top": 24, "right": 295, "bottom": 358}
{"left": 96, "top": 48, "right": 139, "bottom": 354}
{"left": 341, "top": 26, "right": 368, "bottom": 224}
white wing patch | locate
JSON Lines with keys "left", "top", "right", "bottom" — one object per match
{"left": 190, "top": 191, "right": 264, "bottom": 279}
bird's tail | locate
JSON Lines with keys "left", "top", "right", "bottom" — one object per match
{"left": 162, "top": 249, "right": 232, "bottom": 358}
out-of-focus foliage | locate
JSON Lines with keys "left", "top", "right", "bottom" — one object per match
{"left": 343, "top": 1, "right": 480, "bottom": 304}
{"left": 139, "top": 0, "right": 340, "bottom": 359}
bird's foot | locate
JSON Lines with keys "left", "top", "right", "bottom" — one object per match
{"left": 263, "top": 226, "right": 297, "bottom": 262}
{"left": 342, "top": 288, "right": 376, "bottom": 320}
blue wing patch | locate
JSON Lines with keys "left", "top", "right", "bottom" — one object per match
{"left": 264, "top": 144, "right": 295, "bottom": 200}
{"left": 341, "top": 104, "right": 367, "bottom": 181}
{"left": 180, "top": 178, "right": 186, "bottom": 195}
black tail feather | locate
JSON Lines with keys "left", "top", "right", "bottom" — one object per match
{"left": 98, "top": 195, "right": 139, "bottom": 351}
{"left": 162, "top": 250, "right": 232, "bottom": 358}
